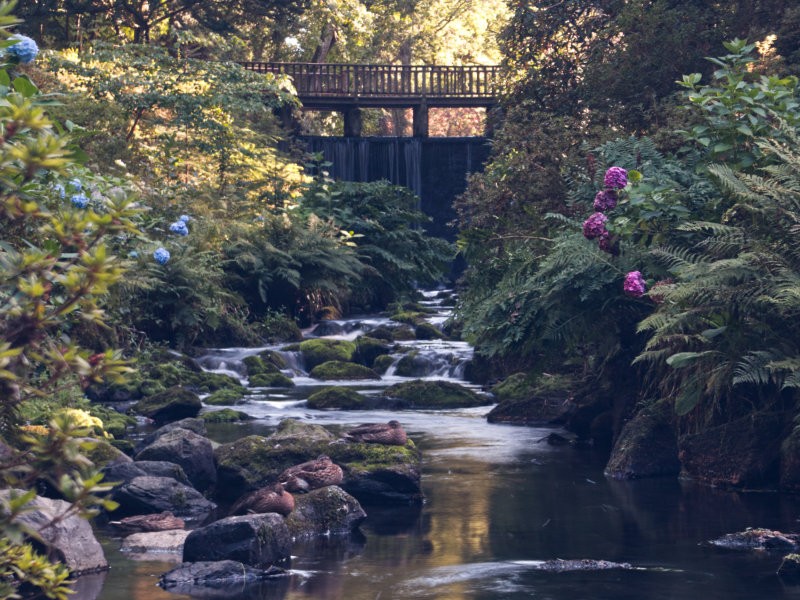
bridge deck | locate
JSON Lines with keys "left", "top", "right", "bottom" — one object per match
{"left": 241, "top": 62, "right": 499, "bottom": 108}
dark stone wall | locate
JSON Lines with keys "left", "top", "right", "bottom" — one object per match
{"left": 299, "top": 136, "right": 491, "bottom": 241}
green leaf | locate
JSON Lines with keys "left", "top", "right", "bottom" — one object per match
{"left": 712, "top": 142, "right": 734, "bottom": 153}
{"left": 12, "top": 75, "right": 39, "bottom": 97}
{"left": 666, "top": 352, "right": 704, "bottom": 368}
{"left": 0, "top": 69, "right": 9, "bottom": 87}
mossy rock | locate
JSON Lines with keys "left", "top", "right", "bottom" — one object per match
{"left": 364, "top": 326, "right": 394, "bottom": 341}
{"left": 138, "top": 379, "right": 167, "bottom": 397}
{"left": 214, "top": 431, "right": 329, "bottom": 501}
{"left": 132, "top": 386, "right": 202, "bottom": 425}
{"left": 186, "top": 371, "right": 244, "bottom": 394}
{"left": 204, "top": 388, "right": 247, "bottom": 406}
{"left": 249, "top": 372, "right": 295, "bottom": 387}
{"left": 414, "top": 322, "right": 445, "bottom": 340}
{"left": 307, "top": 387, "right": 366, "bottom": 410}
{"left": 309, "top": 361, "right": 380, "bottom": 381}
{"left": 382, "top": 380, "right": 490, "bottom": 409}
{"left": 271, "top": 419, "right": 337, "bottom": 446}
{"left": 108, "top": 438, "right": 135, "bottom": 456}
{"left": 201, "top": 409, "right": 253, "bottom": 423}
{"left": 298, "top": 339, "right": 356, "bottom": 370}
{"left": 261, "top": 313, "right": 303, "bottom": 343}
{"left": 390, "top": 311, "right": 427, "bottom": 326}
{"left": 243, "top": 355, "right": 279, "bottom": 376}
{"left": 391, "top": 325, "right": 416, "bottom": 341}
{"left": 491, "top": 373, "right": 538, "bottom": 402}
{"left": 258, "top": 350, "right": 288, "bottom": 370}
{"left": 353, "top": 336, "right": 391, "bottom": 367}
{"left": 83, "top": 438, "right": 131, "bottom": 467}
{"left": 88, "top": 405, "right": 136, "bottom": 439}
{"left": 372, "top": 354, "right": 395, "bottom": 375}
{"left": 393, "top": 351, "right": 427, "bottom": 377}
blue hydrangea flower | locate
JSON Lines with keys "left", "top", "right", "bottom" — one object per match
{"left": 153, "top": 247, "right": 170, "bottom": 265}
{"left": 6, "top": 35, "right": 39, "bottom": 65}
{"left": 169, "top": 220, "right": 189, "bottom": 236}
{"left": 52, "top": 183, "right": 65, "bottom": 199}
{"left": 68, "top": 178, "right": 83, "bottom": 192}
{"left": 178, "top": 214, "right": 191, "bottom": 223}
{"left": 71, "top": 193, "right": 89, "bottom": 209}
{"left": 128, "top": 250, "right": 139, "bottom": 258}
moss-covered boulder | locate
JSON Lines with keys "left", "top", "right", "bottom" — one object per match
{"left": 83, "top": 437, "right": 132, "bottom": 468}
{"left": 213, "top": 421, "right": 335, "bottom": 501}
{"left": 87, "top": 405, "right": 137, "bottom": 438}
{"left": 243, "top": 355, "right": 279, "bottom": 376}
{"left": 201, "top": 409, "right": 253, "bottom": 423}
{"left": 258, "top": 350, "right": 288, "bottom": 370}
{"left": 393, "top": 351, "right": 429, "bottom": 377}
{"left": 204, "top": 388, "right": 247, "bottom": 406}
{"left": 352, "top": 336, "right": 391, "bottom": 368}
{"left": 372, "top": 354, "right": 395, "bottom": 374}
{"left": 327, "top": 439, "right": 423, "bottom": 505}
{"left": 382, "top": 380, "right": 491, "bottom": 409}
{"left": 249, "top": 372, "right": 295, "bottom": 387}
{"left": 414, "top": 322, "right": 444, "bottom": 340}
{"left": 298, "top": 339, "right": 356, "bottom": 370}
{"left": 132, "top": 387, "right": 202, "bottom": 425}
{"left": 307, "top": 387, "right": 366, "bottom": 410}
{"left": 604, "top": 401, "right": 680, "bottom": 480}
{"left": 487, "top": 373, "right": 575, "bottom": 425}
{"left": 391, "top": 325, "right": 416, "bottom": 341}
{"left": 285, "top": 486, "right": 366, "bottom": 539}
{"left": 309, "top": 361, "right": 380, "bottom": 381}
{"left": 364, "top": 326, "right": 394, "bottom": 341}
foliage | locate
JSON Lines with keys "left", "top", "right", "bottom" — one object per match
{"left": 299, "top": 179, "right": 453, "bottom": 310}
{"left": 636, "top": 133, "right": 800, "bottom": 420}
{"left": 678, "top": 38, "right": 800, "bottom": 171}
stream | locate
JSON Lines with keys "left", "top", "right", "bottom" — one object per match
{"left": 81, "top": 290, "right": 800, "bottom": 600}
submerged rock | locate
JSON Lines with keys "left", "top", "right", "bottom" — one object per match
{"left": 708, "top": 528, "right": 800, "bottom": 552}
{"left": 159, "top": 560, "right": 287, "bottom": 597}
{"left": 285, "top": 486, "right": 366, "bottom": 539}
{"left": 533, "top": 559, "right": 634, "bottom": 572}
{"left": 182, "top": 514, "right": 291, "bottom": 567}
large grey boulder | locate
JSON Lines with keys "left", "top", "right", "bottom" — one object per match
{"left": 132, "top": 386, "right": 202, "bottom": 425}
{"left": 285, "top": 486, "right": 366, "bottom": 539}
{"left": 183, "top": 513, "right": 291, "bottom": 567}
{"left": 134, "top": 460, "right": 191, "bottom": 485}
{"left": 135, "top": 417, "right": 207, "bottom": 453}
{"left": 112, "top": 476, "right": 216, "bottom": 521}
{"left": 135, "top": 428, "right": 216, "bottom": 491}
{"left": 1, "top": 491, "right": 107, "bottom": 574}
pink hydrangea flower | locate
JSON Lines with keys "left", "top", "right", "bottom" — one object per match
{"left": 604, "top": 167, "right": 628, "bottom": 190}
{"left": 582, "top": 212, "right": 608, "bottom": 240}
{"left": 623, "top": 271, "right": 647, "bottom": 297}
{"left": 593, "top": 190, "right": 618, "bottom": 212}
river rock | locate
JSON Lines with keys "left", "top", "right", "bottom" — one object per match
{"left": 352, "top": 336, "right": 391, "bottom": 368}
{"left": 307, "top": 386, "right": 367, "bottom": 410}
{"left": 708, "top": 528, "right": 800, "bottom": 552}
{"left": 135, "top": 417, "right": 207, "bottom": 452}
{"left": 309, "top": 360, "right": 381, "bottom": 380}
{"left": 285, "top": 485, "right": 366, "bottom": 539}
{"left": 112, "top": 476, "right": 216, "bottom": 521}
{"left": 381, "top": 379, "right": 491, "bottom": 409}
{"left": 1, "top": 490, "right": 107, "bottom": 574}
{"left": 102, "top": 460, "right": 147, "bottom": 485}
{"left": 778, "top": 554, "right": 800, "bottom": 580}
{"left": 328, "top": 439, "right": 423, "bottom": 505}
{"left": 605, "top": 401, "right": 680, "bottom": 479}
{"left": 678, "top": 413, "right": 784, "bottom": 487}
{"left": 298, "top": 339, "right": 356, "bottom": 369}
{"left": 159, "top": 561, "right": 287, "bottom": 597}
{"left": 134, "top": 460, "right": 191, "bottom": 485}
{"left": 182, "top": 514, "right": 291, "bottom": 567}
{"left": 132, "top": 386, "right": 202, "bottom": 425}
{"left": 135, "top": 428, "right": 216, "bottom": 491}
{"left": 120, "top": 529, "right": 190, "bottom": 557}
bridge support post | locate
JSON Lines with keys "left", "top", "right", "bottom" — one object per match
{"left": 343, "top": 106, "right": 362, "bottom": 137}
{"left": 413, "top": 101, "right": 429, "bottom": 138}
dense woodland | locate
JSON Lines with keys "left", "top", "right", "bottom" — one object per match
{"left": 2, "top": 0, "right": 800, "bottom": 596}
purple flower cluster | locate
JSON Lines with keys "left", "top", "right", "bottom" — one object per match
{"left": 604, "top": 166, "right": 628, "bottom": 190}
{"left": 623, "top": 271, "right": 647, "bottom": 298}
{"left": 593, "top": 190, "right": 617, "bottom": 212}
{"left": 582, "top": 212, "right": 607, "bottom": 240}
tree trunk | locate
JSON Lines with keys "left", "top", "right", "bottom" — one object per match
{"left": 311, "top": 22, "right": 337, "bottom": 63}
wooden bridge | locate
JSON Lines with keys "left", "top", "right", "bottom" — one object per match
{"left": 240, "top": 62, "right": 500, "bottom": 136}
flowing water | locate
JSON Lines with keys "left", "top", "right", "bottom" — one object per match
{"left": 81, "top": 291, "right": 800, "bottom": 600}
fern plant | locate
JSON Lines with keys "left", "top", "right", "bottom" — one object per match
{"left": 636, "top": 132, "right": 800, "bottom": 420}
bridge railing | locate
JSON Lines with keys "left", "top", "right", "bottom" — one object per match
{"left": 240, "top": 62, "right": 499, "bottom": 99}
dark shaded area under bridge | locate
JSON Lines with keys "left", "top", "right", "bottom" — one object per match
{"left": 300, "top": 136, "right": 491, "bottom": 242}
{"left": 241, "top": 62, "right": 499, "bottom": 136}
